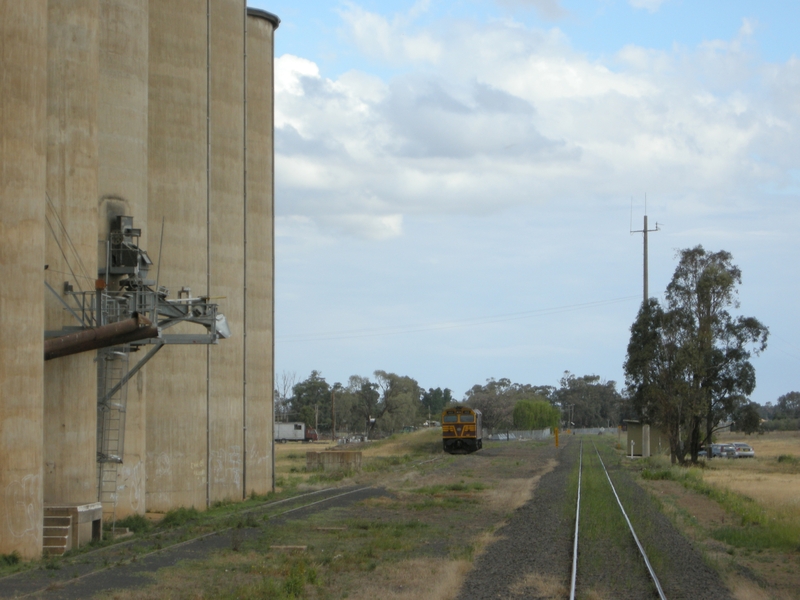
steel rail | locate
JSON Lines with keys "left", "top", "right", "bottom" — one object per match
{"left": 0, "top": 486, "right": 346, "bottom": 584}
{"left": 593, "top": 442, "right": 667, "bottom": 600}
{"left": 569, "top": 440, "right": 583, "bottom": 600}
{"left": 9, "top": 486, "right": 372, "bottom": 599}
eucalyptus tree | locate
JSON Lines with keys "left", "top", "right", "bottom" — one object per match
{"left": 624, "top": 246, "right": 768, "bottom": 463}
{"left": 373, "top": 370, "right": 422, "bottom": 432}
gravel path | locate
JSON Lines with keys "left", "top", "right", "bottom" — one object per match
{"left": 457, "top": 437, "right": 734, "bottom": 600}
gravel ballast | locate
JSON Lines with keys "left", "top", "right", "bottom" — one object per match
{"left": 457, "top": 438, "right": 734, "bottom": 600}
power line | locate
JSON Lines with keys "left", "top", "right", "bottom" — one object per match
{"left": 277, "top": 295, "right": 641, "bottom": 343}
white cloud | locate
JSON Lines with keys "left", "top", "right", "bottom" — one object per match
{"left": 495, "top": 0, "right": 567, "bottom": 20}
{"left": 323, "top": 214, "right": 404, "bottom": 240}
{"left": 337, "top": 3, "right": 442, "bottom": 65}
{"left": 274, "top": 10, "right": 800, "bottom": 241}
{"left": 628, "top": 0, "right": 667, "bottom": 12}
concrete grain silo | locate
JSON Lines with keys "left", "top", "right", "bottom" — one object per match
{"left": 0, "top": 0, "right": 277, "bottom": 557}
{"left": 146, "top": 0, "right": 213, "bottom": 512}
{"left": 208, "top": 0, "right": 247, "bottom": 504}
{"left": 0, "top": 0, "right": 48, "bottom": 560}
{"left": 146, "top": 0, "right": 278, "bottom": 510}
{"left": 244, "top": 7, "right": 279, "bottom": 495}
{"left": 43, "top": 0, "right": 101, "bottom": 513}
{"left": 96, "top": 0, "right": 149, "bottom": 518}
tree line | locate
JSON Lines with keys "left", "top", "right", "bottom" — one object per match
{"left": 757, "top": 392, "right": 800, "bottom": 431}
{"left": 274, "top": 368, "right": 627, "bottom": 436}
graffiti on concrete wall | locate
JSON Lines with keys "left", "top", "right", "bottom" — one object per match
{"left": 153, "top": 452, "right": 171, "bottom": 479}
{"left": 4, "top": 474, "right": 41, "bottom": 540}
{"left": 248, "top": 443, "right": 269, "bottom": 467}
{"left": 117, "top": 461, "right": 143, "bottom": 513}
{"left": 210, "top": 445, "right": 242, "bottom": 489}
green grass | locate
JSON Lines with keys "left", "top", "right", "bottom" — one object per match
{"left": 159, "top": 506, "right": 201, "bottom": 528}
{"left": 112, "top": 513, "right": 151, "bottom": 534}
{"left": 362, "top": 454, "right": 414, "bottom": 472}
{"left": 637, "top": 460, "right": 800, "bottom": 552}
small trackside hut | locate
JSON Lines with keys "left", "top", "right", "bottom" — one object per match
{"left": 441, "top": 407, "right": 483, "bottom": 454}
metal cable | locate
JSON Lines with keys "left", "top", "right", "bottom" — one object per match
{"left": 45, "top": 193, "right": 92, "bottom": 289}
{"left": 45, "top": 214, "right": 84, "bottom": 293}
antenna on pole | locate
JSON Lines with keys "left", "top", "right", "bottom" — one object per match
{"left": 630, "top": 194, "right": 660, "bottom": 304}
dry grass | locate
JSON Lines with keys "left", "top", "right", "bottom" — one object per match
{"left": 637, "top": 430, "right": 800, "bottom": 600}
{"left": 483, "top": 459, "right": 557, "bottom": 514}
{"left": 508, "top": 572, "right": 568, "bottom": 599}
{"left": 359, "top": 428, "right": 442, "bottom": 457}
{"left": 715, "top": 430, "right": 800, "bottom": 459}
{"left": 702, "top": 470, "right": 800, "bottom": 514}
{"left": 728, "top": 574, "right": 782, "bottom": 600}
{"left": 699, "top": 431, "right": 800, "bottom": 515}
{"left": 345, "top": 558, "right": 472, "bottom": 600}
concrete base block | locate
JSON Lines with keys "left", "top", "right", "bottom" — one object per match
{"left": 44, "top": 502, "right": 103, "bottom": 552}
{"left": 306, "top": 451, "right": 362, "bottom": 471}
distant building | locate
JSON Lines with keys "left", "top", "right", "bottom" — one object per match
{"left": 624, "top": 420, "right": 669, "bottom": 457}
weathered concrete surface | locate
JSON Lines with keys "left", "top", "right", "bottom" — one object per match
{"left": 43, "top": 0, "right": 100, "bottom": 510}
{"left": 0, "top": 0, "right": 48, "bottom": 560}
{"left": 146, "top": 0, "right": 211, "bottom": 512}
{"left": 209, "top": 0, "right": 246, "bottom": 504}
{"left": 97, "top": 0, "right": 149, "bottom": 519}
{"left": 245, "top": 10, "right": 277, "bottom": 496}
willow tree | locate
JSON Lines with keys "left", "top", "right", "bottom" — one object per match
{"left": 512, "top": 398, "right": 560, "bottom": 431}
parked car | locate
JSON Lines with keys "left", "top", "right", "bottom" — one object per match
{"left": 731, "top": 442, "right": 755, "bottom": 458}
{"left": 710, "top": 443, "right": 737, "bottom": 458}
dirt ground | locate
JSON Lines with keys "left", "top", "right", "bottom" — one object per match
{"left": 636, "top": 430, "right": 800, "bottom": 600}
{"left": 3, "top": 429, "right": 797, "bottom": 599}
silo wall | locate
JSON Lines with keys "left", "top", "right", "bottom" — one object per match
{"left": 244, "top": 9, "right": 278, "bottom": 496}
{"left": 97, "top": 0, "right": 149, "bottom": 517}
{"left": 146, "top": 0, "right": 276, "bottom": 510}
{"left": 208, "top": 0, "right": 246, "bottom": 503}
{"left": 43, "top": 0, "right": 101, "bottom": 508}
{"left": 146, "top": 0, "right": 211, "bottom": 512}
{"left": 0, "top": 0, "right": 47, "bottom": 559}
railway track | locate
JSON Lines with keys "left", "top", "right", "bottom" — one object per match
{"left": 0, "top": 485, "right": 382, "bottom": 599}
{"left": 570, "top": 439, "right": 666, "bottom": 600}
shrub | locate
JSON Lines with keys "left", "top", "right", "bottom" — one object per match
{"left": 641, "top": 468, "right": 674, "bottom": 481}
{"left": 113, "top": 513, "right": 151, "bottom": 534}
{"left": 159, "top": 506, "right": 200, "bottom": 528}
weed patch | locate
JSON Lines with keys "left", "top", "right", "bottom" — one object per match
{"left": 159, "top": 506, "right": 200, "bottom": 528}
{"left": 112, "top": 513, "right": 151, "bottom": 534}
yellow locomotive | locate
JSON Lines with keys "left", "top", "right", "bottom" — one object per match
{"left": 441, "top": 406, "right": 482, "bottom": 454}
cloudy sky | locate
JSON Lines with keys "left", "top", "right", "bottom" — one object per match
{"left": 250, "top": 0, "right": 800, "bottom": 405}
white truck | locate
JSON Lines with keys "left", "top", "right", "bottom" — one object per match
{"left": 274, "top": 422, "right": 318, "bottom": 443}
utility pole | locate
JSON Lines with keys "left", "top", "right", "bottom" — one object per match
{"left": 631, "top": 199, "right": 659, "bottom": 303}
{"left": 331, "top": 390, "right": 335, "bottom": 442}
{"left": 315, "top": 403, "right": 318, "bottom": 433}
